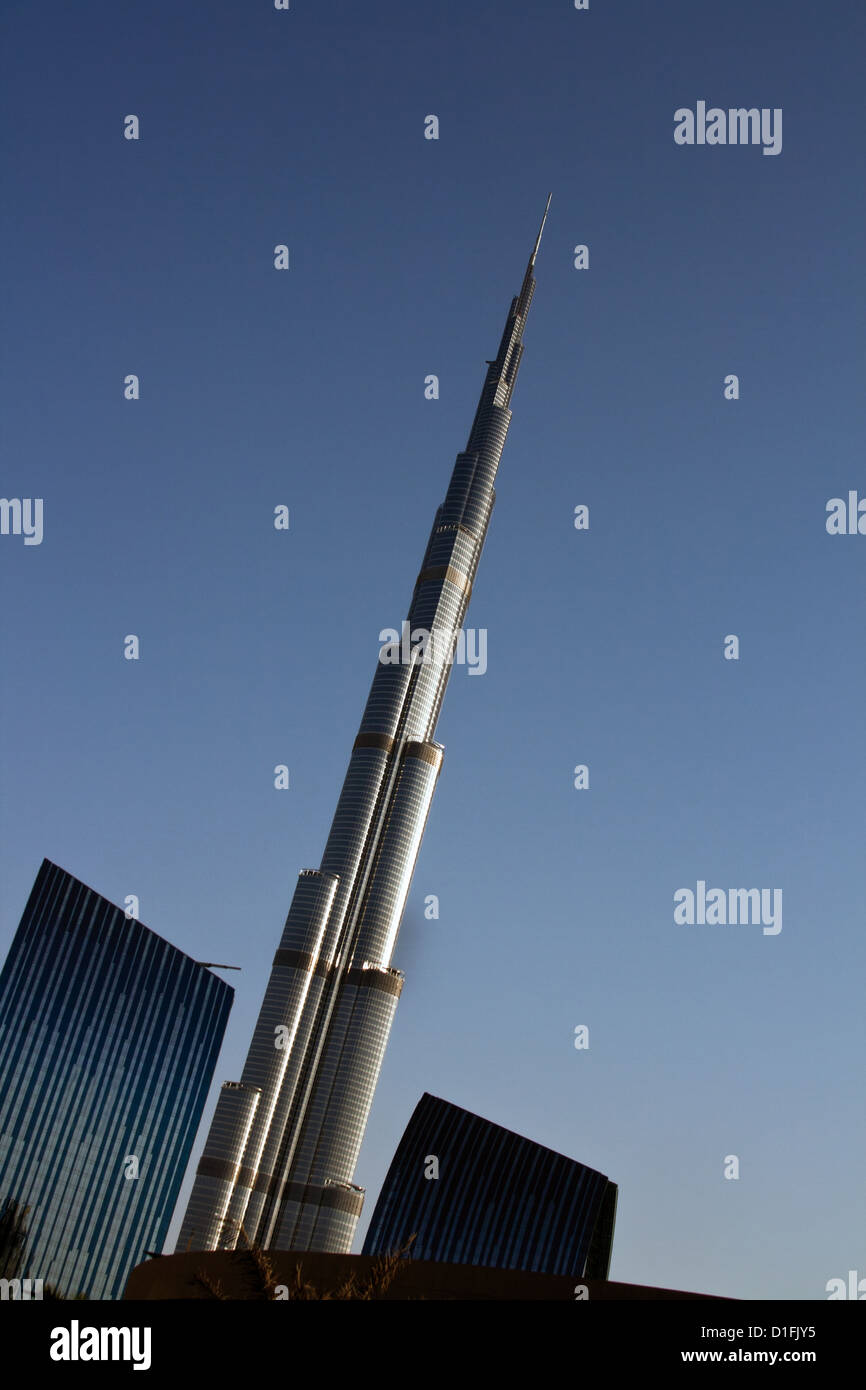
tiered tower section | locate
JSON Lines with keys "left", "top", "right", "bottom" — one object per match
{"left": 179, "top": 197, "right": 551, "bottom": 1253}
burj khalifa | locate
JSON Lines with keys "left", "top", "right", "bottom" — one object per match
{"left": 179, "top": 196, "right": 551, "bottom": 1254}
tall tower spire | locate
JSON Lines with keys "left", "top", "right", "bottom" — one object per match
{"left": 179, "top": 201, "right": 549, "bottom": 1255}
{"left": 530, "top": 191, "right": 553, "bottom": 268}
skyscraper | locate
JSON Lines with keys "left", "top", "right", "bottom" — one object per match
{"left": 179, "top": 198, "right": 552, "bottom": 1255}
{"left": 0, "top": 859, "right": 233, "bottom": 1299}
{"left": 362, "top": 1094, "right": 618, "bottom": 1279}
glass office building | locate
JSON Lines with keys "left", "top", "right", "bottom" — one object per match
{"left": 0, "top": 859, "right": 233, "bottom": 1299}
{"left": 362, "top": 1093, "right": 618, "bottom": 1279}
{"left": 179, "top": 199, "right": 553, "bottom": 1256}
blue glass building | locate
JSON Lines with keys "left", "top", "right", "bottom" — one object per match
{"left": 0, "top": 859, "right": 233, "bottom": 1299}
{"left": 362, "top": 1093, "right": 618, "bottom": 1279}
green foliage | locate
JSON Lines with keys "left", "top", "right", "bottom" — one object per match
{"left": 0, "top": 1197, "right": 30, "bottom": 1279}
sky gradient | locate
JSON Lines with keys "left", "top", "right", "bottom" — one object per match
{"left": 1, "top": 0, "right": 864, "bottom": 1300}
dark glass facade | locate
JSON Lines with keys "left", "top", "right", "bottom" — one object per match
{"left": 0, "top": 859, "right": 233, "bottom": 1299}
{"left": 362, "top": 1093, "right": 618, "bottom": 1279}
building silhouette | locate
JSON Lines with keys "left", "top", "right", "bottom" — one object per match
{"left": 0, "top": 859, "right": 233, "bottom": 1299}
{"left": 362, "top": 1093, "right": 617, "bottom": 1279}
{"left": 179, "top": 198, "right": 552, "bottom": 1255}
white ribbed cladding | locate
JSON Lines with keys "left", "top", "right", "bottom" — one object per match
{"left": 380, "top": 527, "right": 485, "bottom": 745}
{"left": 252, "top": 762, "right": 439, "bottom": 1248}
{"left": 438, "top": 450, "right": 481, "bottom": 528}
{"left": 216, "top": 869, "right": 338, "bottom": 1246}
{"left": 177, "top": 205, "right": 546, "bottom": 1255}
{"left": 176, "top": 870, "right": 337, "bottom": 1251}
{"left": 350, "top": 743, "right": 443, "bottom": 966}
{"left": 230, "top": 961, "right": 330, "bottom": 1243}
{"left": 262, "top": 237, "right": 541, "bottom": 1252}
{"left": 358, "top": 589, "right": 465, "bottom": 746}
{"left": 317, "top": 746, "right": 392, "bottom": 958}
{"left": 278, "top": 868, "right": 340, "bottom": 954}
{"left": 280, "top": 1199, "right": 360, "bottom": 1253}
{"left": 268, "top": 974, "right": 401, "bottom": 1250}
{"left": 263, "top": 745, "right": 440, "bottom": 1247}
{"left": 298, "top": 1202, "right": 360, "bottom": 1253}
{"left": 176, "top": 1082, "right": 261, "bottom": 1252}
{"left": 424, "top": 527, "right": 479, "bottom": 572}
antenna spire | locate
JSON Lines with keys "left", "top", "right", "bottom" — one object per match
{"left": 529, "top": 193, "right": 553, "bottom": 268}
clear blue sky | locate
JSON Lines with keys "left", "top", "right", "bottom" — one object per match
{"left": 1, "top": 0, "right": 863, "bottom": 1300}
